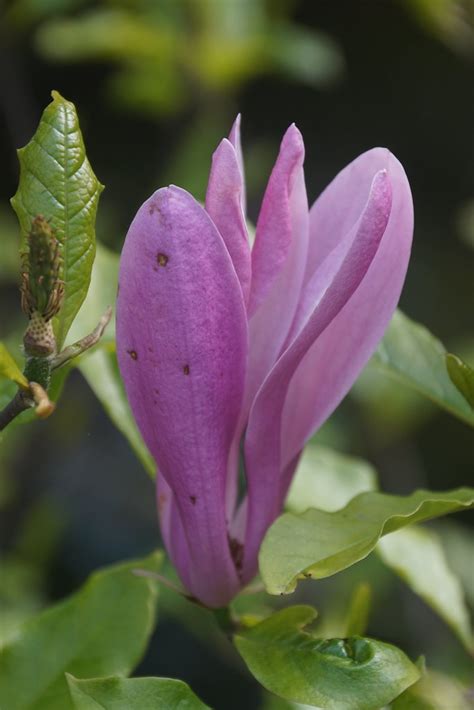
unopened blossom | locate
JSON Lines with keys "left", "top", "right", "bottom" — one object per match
{"left": 116, "top": 119, "right": 413, "bottom": 608}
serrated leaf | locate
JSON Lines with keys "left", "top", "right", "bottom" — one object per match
{"left": 260, "top": 488, "right": 474, "bottom": 595}
{"left": 66, "top": 674, "right": 210, "bottom": 710}
{"left": 374, "top": 310, "right": 474, "bottom": 426}
{"left": 377, "top": 526, "right": 473, "bottom": 652}
{"left": 11, "top": 90, "right": 103, "bottom": 349}
{"left": 286, "top": 445, "right": 377, "bottom": 513}
{"left": 0, "top": 552, "right": 162, "bottom": 710}
{"left": 235, "top": 606, "right": 420, "bottom": 710}
{"left": 0, "top": 343, "right": 28, "bottom": 388}
{"left": 446, "top": 353, "right": 474, "bottom": 409}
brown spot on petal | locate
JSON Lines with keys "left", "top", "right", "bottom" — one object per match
{"left": 158, "top": 493, "right": 167, "bottom": 514}
{"left": 157, "top": 253, "right": 169, "bottom": 267}
{"left": 183, "top": 364, "right": 190, "bottom": 376}
{"left": 127, "top": 349, "right": 138, "bottom": 360}
{"left": 189, "top": 495, "right": 197, "bottom": 505}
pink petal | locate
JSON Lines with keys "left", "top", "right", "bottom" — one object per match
{"left": 206, "top": 137, "right": 251, "bottom": 305}
{"left": 242, "top": 169, "right": 393, "bottom": 582}
{"left": 116, "top": 186, "right": 248, "bottom": 607}
{"left": 228, "top": 114, "right": 246, "bottom": 213}
{"left": 282, "top": 149, "right": 413, "bottom": 467}
{"left": 244, "top": 125, "right": 309, "bottom": 408}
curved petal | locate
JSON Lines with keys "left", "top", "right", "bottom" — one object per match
{"left": 245, "top": 125, "right": 309, "bottom": 408}
{"left": 116, "top": 186, "right": 248, "bottom": 607}
{"left": 242, "top": 169, "right": 393, "bottom": 582}
{"left": 206, "top": 137, "right": 251, "bottom": 305}
{"left": 282, "top": 150, "right": 413, "bottom": 466}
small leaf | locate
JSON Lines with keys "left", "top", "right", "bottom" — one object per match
{"left": 66, "top": 674, "right": 210, "bottom": 710}
{"left": 260, "top": 488, "right": 474, "bottom": 595}
{"left": 286, "top": 445, "right": 377, "bottom": 513}
{"left": 446, "top": 353, "right": 474, "bottom": 409}
{"left": 344, "top": 583, "right": 372, "bottom": 637}
{"left": 377, "top": 526, "right": 473, "bottom": 652}
{"left": 0, "top": 552, "right": 162, "bottom": 710}
{"left": 374, "top": 310, "right": 474, "bottom": 426}
{"left": 11, "top": 90, "right": 104, "bottom": 349}
{"left": 234, "top": 606, "right": 420, "bottom": 710}
{"left": 0, "top": 343, "right": 28, "bottom": 389}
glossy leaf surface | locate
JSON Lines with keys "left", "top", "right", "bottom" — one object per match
{"left": 11, "top": 91, "right": 103, "bottom": 348}
{"left": 260, "top": 488, "right": 474, "bottom": 594}
{"left": 235, "top": 606, "right": 419, "bottom": 710}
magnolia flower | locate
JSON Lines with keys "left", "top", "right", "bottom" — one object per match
{"left": 116, "top": 119, "right": 413, "bottom": 608}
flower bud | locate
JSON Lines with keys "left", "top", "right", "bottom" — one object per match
{"left": 20, "top": 215, "right": 64, "bottom": 356}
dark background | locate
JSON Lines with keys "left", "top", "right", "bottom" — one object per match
{"left": 1, "top": 1, "right": 473, "bottom": 708}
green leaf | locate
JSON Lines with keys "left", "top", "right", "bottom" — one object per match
{"left": 286, "top": 445, "right": 377, "bottom": 513}
{"left": 0, "top": 552, "right": 162, "bottom": 710}
{"left": 260, "top": 488, "right": 474, "bottom": 595}
{"left": 374, "top": 310, "right": 474, "bottom": 426}
{"left": 392, "top": 668, "right": 471, "bottom": 710}
{"left": 79, "top": 347, "right": 155, "bottom": 477}
{"left": 0, "top": 343, "right": 28, "bottom": 388}
{"left": 234, "top": 606, "right": 420, "bottom": 710}
{"left": 66, "top": 674, "right": 210, "bottom": 710}
{"left": 377, "top": 526, "right": 473, "bottom": 652}
{"left": 11, "top": 90, "right": 104, "bottom": 349}
{"left": 446, "top": 353, "right": 474, "bottom": 409}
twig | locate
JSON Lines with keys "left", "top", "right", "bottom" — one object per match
{"left": 0, "top": 390, "right": 33, "bottom": 431}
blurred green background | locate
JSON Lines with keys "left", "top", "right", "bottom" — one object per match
{"left": 0, "top": 1, "right": 473, "bottom": 708}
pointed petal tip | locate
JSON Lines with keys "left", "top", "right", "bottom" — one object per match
{"left": 281, "top": 123, "right": 305, "bottom": 159}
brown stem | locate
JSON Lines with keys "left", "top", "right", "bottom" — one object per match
{"left": 0, "top": 390, "right": 33, "bottom": 432}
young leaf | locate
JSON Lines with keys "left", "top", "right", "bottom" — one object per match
{"left": 11, "top": 90, "right": 103, "bottom": 349}
{"left": 234, "top": 606, "right": 420, "bottom": 710}
{"left": 446, "top": 353, "right": 474, "bottom": 409}
{"left": 374, "top": 310, "right": 474, "bottom": 427}
{"left": 66, "top": 674, "right": 210, "bottom": 710}
{"left": 286, "top": 445, "right": 377, "bottom": 513}
{"left": 0, "top": 343, "right": 28, "bottom": 389}
{"left": 377, "top": 526, "right": 473, "bottom": 652}
{"left": 0, "top": 552, "right": 162, "bottom": 710}
{"left": 260, "top": 488, "right": 474, "bottom": 595}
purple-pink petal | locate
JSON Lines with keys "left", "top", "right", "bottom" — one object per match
{"left": 281, "top": 149, "right": 413, "bottom": 467}
{"left": 205, "top": 137, "right": 251, "bottom": 305}
{"left": 244, "top": 125, "right": 309, "bottom": 409}
{"left": 116, "top": 186, "right": 248, "bottom": 607}
{"left": 242, "top": 168, "right": 393, "bottom": 582}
